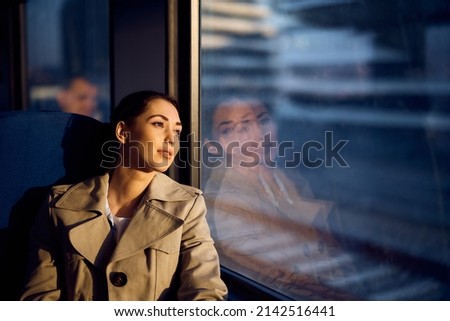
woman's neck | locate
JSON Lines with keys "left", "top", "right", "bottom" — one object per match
{"left": 107, "top": 167, "right": 156, "bottom": 218}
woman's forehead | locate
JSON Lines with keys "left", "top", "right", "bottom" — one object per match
{"left": 213, "top": 103, "right": 257, "bottom": 124}
{"left": 144, "top": 99, "right": 180, "bottom": 121}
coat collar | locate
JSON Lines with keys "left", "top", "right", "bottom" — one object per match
{"left": 54, "top": 172, "right": 196, "bottom": 267}
{"left": 143, "top": 172, "right": 200, "bottom": 202}
{"left": 55, "top": 172, "right": 198, "bottom": 212}
{"left": 109, "top": 172, "right": 195, "bottom": 262}
{"left": 55, "top": 173, "right": 108, "bottom": 213}
{"left": 109, "top": 201, "right": 184, "bottom": 262}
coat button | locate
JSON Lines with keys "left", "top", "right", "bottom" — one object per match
{"left": 110, "top": 272, "right": 127, "bottom": 287}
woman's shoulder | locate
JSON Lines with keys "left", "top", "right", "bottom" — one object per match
{"left": 152, "top": 173, "right": 203, "bottom": 199}
{"left": 174, "top": 181, "right": 203, "bottom": 196}
{"left": 204, "top": 167, "right": 258, "bottom": 194}
{"left": 275, "top": 167, "right": 314, "bottom": 198}
{"left": 48, "top": 174, "right": 109, "bottom": 208}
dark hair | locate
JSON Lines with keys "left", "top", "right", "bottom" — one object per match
{"left": 111, "top": 90, "right": 180, "bottom": 129}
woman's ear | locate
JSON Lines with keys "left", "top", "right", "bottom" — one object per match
{"left": 115, "top": 121, "right": 128, "bottom": 144}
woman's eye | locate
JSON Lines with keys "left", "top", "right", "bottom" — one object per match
{"left": 259, "top": 117, "right": 271, "bottom": 126}
{"left": 174, "top": 129, "right": 181, "bottom": 137}
{"left": 152, "top": 121, "right": 164, "bottom": 128}
{"left": 221, "top": 127, "right": 233, "bottom": 136}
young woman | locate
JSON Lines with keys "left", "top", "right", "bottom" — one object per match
{"left": 21, "top": 91, "right": 227, "bottom": 300}
{"left": 203, "top": 98, "right": 353, "bottom": 300}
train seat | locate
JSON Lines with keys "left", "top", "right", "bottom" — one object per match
{"left": 0, "top": 111, "right": 108, "bottom": 300}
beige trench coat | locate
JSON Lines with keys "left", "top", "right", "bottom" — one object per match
{"left": 21, "top": 172, "right": 227, "bottom": 301}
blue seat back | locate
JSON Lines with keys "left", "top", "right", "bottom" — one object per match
{"left": 0, "top": 111, "right": 109, "bottom": 299}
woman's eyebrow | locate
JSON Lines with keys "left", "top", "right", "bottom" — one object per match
{"left": 146, "top": 114, "right": 182, "bottom": 126}
{"left": 217, "top": 112, "right": 257, "bottom": 128}
{"left": 256, "top": 111, "right": 270, "bottom": 119}
{"left": 241, "top": 112, "right": 254, "bottom": 119}
{"left": 218, "top": 120, "right": 233, "bottom": 128}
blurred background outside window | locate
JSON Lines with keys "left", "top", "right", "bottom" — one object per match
{"left": 201, "top": 0, "right": 450, "bottom": 300}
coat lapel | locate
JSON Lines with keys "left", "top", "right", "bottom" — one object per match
{"left": 68, "top": 215, "right": 114, "bottom": 269}
{"left": 109, "top": 202, "right": 184, "bottom": 262}
{"left": 109, "top": 173, "right": 196, "bottom": 262}
{"left": 54, "top": 174, "right": 113, "bottom": 269}
{"left": 53, "top": 172, "right": 198, "bottom": 265}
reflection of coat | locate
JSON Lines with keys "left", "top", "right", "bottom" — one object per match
{"left": 21, "top": 173, "right": 227, "bottom": 301}
{"left": 205, "top": 166, "right": 332, "bottom": 259}
{"left": 204, "top": 166, "right": 353, "bottom": 299}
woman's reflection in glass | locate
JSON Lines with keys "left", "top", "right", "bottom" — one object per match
{"left": 203, "top": 98, "right": 354, "bottom": 299}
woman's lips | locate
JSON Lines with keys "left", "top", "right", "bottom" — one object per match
{"left": 158, "top": 149, "right": 174, "bottom": 158}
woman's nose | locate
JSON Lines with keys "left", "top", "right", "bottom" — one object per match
{"left": 164, "top": 128, "right": 176, "bottom": 145}
{"left": 246, "top": 124, "right": 263, "bottom": 141}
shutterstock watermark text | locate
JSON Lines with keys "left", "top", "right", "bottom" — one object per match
{"left": 100, "top": 131, "right": 349, "bottom": 170}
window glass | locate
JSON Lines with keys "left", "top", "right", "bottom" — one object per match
{"left": 201, "top": 0, "right": 450, "bottom": 299}
{"left": 26, "top": 0, "right": 109, "bottom": 121}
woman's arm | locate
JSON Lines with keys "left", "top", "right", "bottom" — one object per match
{"left": 177, "top": 194, "right": 228, "bottom": 300}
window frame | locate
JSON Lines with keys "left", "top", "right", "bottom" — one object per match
{"left": 167, "top": 0, "right": 288, "bottom": 300}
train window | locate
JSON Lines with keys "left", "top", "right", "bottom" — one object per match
{"left": 200, "top": 0, "right": 450, "bottom": 299}
{"left": 25, "top": 0, "right": 110, "bottom": 121}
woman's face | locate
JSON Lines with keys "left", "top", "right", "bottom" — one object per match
{"left": 121, "top": 98, "right": 182, "bottom": 172}
{"left": 211, "top": 101, "right": 277, "bottom": 166}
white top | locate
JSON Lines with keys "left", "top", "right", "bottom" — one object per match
{"left": 105, "top": 198, "right": 132, "bottom": 243}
